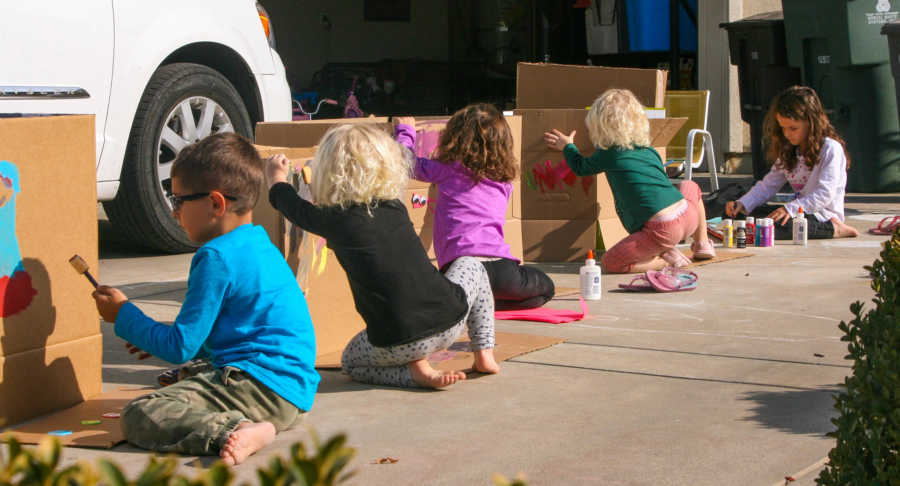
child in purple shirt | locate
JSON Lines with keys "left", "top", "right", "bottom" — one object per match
{"left": 396, "top": 104, "right": 555, "bottom": 310}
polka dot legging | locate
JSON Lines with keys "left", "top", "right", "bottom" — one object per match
{"left": 340, "top": 256, "right": 495, "bottom": 387}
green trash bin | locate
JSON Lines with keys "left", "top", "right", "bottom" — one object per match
{"left": 782, "top": 0, "right": 900, "bottom": 193}
{"left": 721, "top": 11, "right": 801, "bottom": 181}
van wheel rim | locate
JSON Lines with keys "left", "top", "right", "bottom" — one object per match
{"left": 156, "top": 96, "right": 234, "bottom": 207}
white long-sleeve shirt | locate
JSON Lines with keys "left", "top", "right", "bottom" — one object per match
{"left": 738, "top": 137, "right": 847, "bottom": 223}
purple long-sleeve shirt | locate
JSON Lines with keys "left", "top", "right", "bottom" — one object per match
{"left": 395, "top": 123, "right": 517, "bottom": 269}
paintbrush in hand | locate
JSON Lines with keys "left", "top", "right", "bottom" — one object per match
{"left": 68, "top": 254, "right": 99, "bottom": 288}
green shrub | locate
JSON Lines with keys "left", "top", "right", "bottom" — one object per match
{"left": 0, "top": 427, "right": 355, "bottom": 486}
{"left": 817, "top": 230, "right": 900, "bottom": 485}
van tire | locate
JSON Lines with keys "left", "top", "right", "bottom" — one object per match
{"left": 103, "top": 62, "right": 253, "bottom": 253}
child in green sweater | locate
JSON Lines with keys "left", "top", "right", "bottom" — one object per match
{"left": 544, "top": 88, "right": 715, "bottom": 273}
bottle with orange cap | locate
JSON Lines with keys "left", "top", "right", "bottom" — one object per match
{"left": 580, "top": 249, "right": 602, "bottom": 300}
{"left": 792, "top": 207, "right": 808, "bottom": 246}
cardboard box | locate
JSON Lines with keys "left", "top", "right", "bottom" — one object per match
{"left": 415, "top": 218, "right": 523, "bottom": 264}
{"left": 253, "top": 145, "right": 317, "bottom": 254}
{"left": 0, "top": 334, "right": 102, "bottom": 427}
{"left": 522, "top": 218, "right": 598, "bottom": 263}
{"left": 516, "top": 62, "right": 668, "bottom": 109}
{"left": 0, "top": 115, "right": 101, "bottom": 426}
{"left": 514, "top": 109, "right": 686, "bottom": 222}
{"left": 255, "top": 117, "right": 392, "bottom": 149}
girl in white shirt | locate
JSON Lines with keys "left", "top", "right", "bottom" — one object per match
{"left": 725, "top": 86, "right": 858, "bottom": 239}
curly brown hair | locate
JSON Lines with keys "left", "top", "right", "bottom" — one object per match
{"left": 435, "top": 103, "right": 517, "bottom": 183}
{"left": 763, "top": 85, "right": 850, "bottom": 172}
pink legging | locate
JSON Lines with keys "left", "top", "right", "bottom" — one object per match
{"left": 601, "top": 180, "right": 701, "bottom": 273}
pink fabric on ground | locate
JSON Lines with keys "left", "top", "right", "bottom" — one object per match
{"left": 601, "top": 180, "right": 702, "bottom": 273}
{"left": 494, "top": 297, "right": 588, "bottom": 324}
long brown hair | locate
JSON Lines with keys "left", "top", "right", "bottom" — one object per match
{"left": 763, "top": 85, "right": 849, "bottom": 171}
{"left": 435, "top": 103, "right": 517, "bottom": 183}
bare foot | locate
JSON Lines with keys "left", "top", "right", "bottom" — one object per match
{"left": 832, "top": 217, "right": 860, "bottom": 238}
{"left": 624, "top": 256, "right": 667, "bottom": 274}
{"left": 220, "top": 421, "right": 276, "bottom": 466}
{"left": 473, "top": 349, "right": 500, "bottom": 374}
{"left": 408, "top": 359, "right": 466, "bottom": 388}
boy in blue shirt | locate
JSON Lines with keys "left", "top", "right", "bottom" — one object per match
{"left": 92, "top": 133, "right": 319, "bottom": 466}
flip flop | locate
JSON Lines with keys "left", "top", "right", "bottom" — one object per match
{"left": 618, "top": 273, "right": 655, "bottom": 292}
{"left": 868, "top": 215, "right": 900, "bottom": 235}
{"left": 645, "top": 267, "right": 698, "bottom": 292}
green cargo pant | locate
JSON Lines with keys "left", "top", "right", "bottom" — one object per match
{"left": 122, "top": 366, "right": 305, "bottom": 455}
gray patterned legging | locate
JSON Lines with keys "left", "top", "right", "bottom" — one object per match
{"left": 340, "top": 257, "right": 495, "bottom": 387}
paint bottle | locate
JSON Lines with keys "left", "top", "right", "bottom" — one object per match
{"left": 792, "top": 208, "right": 808, "bottom": 247}
{"left": 756, "top": 219, "right": 767, "bottom": 247}
{"left": 745, "top": 217, "right": 755, "bottom": 246}
{"left": 580, "top": 250, "right": 602, "bottom": 301}
{"left": 765, "top": 218, "right": 776, "bottom": 247}
{"left": 721, "top": 219, "right": 734, "bottom": 248}
{"left": 735, "top": 220, "right": 747, "bottom": 249}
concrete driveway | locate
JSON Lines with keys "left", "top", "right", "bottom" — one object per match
{"left": 19, "top": 194, "right": 898, "bottom": 485}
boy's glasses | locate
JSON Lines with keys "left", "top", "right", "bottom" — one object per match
{"left": 167, "top": 192, "right": 237, "bottom": 210}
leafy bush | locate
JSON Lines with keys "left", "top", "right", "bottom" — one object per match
{"left": 0, "top": 428, "right": 355, "bottom": 486}
{"left": 817, "top": 230, "right": 900, "bottom": 484}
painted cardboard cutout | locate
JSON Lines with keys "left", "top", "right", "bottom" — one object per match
{"left": 0, "top": 161, "right": 37, "bottom": 317}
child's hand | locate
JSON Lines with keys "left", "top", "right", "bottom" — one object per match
{"left": 768, "top": 206, "right": 791, "bottom": 226}
{"left": 92, "top": 285, "right": 128, "bottom": 323}
{"left": 724, "top": 201, "right": 745, "bottom": 218}
{"left": 544, "top": 129, "right": 575, "bottom": 151}
{"left": 265, "top": 154, "right": 290, "bottom": 190}
{"left": 125, "top": 342, "right": 152, "bottom": 360}
{"left": 395, "top": 116, "right": 415, "bottom": 127}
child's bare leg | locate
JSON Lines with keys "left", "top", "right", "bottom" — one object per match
{"left": 831, "top": 217, "right": 860, "bottom": 238}
{"left": 220, "top": 421, "right": 276, "bottom": 466}
{"left": 602, "top": 256, "right": 667, "bottom": 273}
{"left": 473, "top": 348, "right": 500, "bottom": 374}
{"left": 692, "top": 194, "right": 711, "bottom": 244}
{"left": 408, "top": 359, "right": 466, "bottom": 388}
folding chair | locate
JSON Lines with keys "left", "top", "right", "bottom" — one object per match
{"left": 663, "top": 90, "right": 719, "bottom": 192}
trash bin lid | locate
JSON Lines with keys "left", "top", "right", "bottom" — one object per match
{"left": 882, "top": 20, "right": 900, "bottom": 35}
{"left": 720, "top": 10, "right": 784, "bottom": 30}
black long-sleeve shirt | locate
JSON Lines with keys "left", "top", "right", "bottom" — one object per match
{"left": 269, "top": 182, "right": 468, "bottom": 347}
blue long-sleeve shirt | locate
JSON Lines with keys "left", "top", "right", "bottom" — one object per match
{"left": 115, "top": 224, "right": 319, "bottom": 412}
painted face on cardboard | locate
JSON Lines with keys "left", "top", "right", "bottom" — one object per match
{"left": 775, "top": 113, "right": 810, "bottom": 148}
{"left": 170, "top": 177, "right": 224, "bottom": 244}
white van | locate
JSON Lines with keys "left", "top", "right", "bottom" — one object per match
{"left": 1, "top": 1, "right": 292, "bottom": 252}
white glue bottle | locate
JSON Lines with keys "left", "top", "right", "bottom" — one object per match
{"left": 792, "top": 207, "right": 808, "bottom": 246}
{"left": 580, "top": 249, "right": 602, "bottom": 300}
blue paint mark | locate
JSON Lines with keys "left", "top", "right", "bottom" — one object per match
{"left": 0, "top": 161, "right": 22, "bottom": 277}
{"left": 48, "top": 430, "right": 72, "bottom": 436}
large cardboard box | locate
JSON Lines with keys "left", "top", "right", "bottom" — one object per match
{"left": 516, "top": 62, "right": 668, "bottom": 109}
{"left": 0, "top": 115, "right": 101, "bottom": 426}
{"left": 513, "top": 109, "right": 684, "bottom": 252}
{"left": 522, "top": 218, "right": 598, "bottom": 263}
{"left": 255, "top": 117, "right": 392, "bottom": 148}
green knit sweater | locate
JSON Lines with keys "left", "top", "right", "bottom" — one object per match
{"left": 562, "top": 144, "right": 683, "bottom": 233}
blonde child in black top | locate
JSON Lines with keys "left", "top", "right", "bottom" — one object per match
{"left": 266, "top": 124, "right": 499, "bottom": 388}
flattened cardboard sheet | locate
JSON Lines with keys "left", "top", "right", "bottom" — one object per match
{"left": 2, "top": 387, "right": 153, "bottom": 448}
{"left": 619, "top": 249, "right": 755, "bottom": 274}
{"left": 315, "top": 331, "right": 566, "bottom": 371}
{"left": 516, "top": 62, "right": 668, "bottom": 109}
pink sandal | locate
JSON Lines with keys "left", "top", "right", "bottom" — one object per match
{"left": 868, "top": 215, "right": 900, "bottom": 235}
{"left": 645, "top": 267, "right": 698, "bottom": 292}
